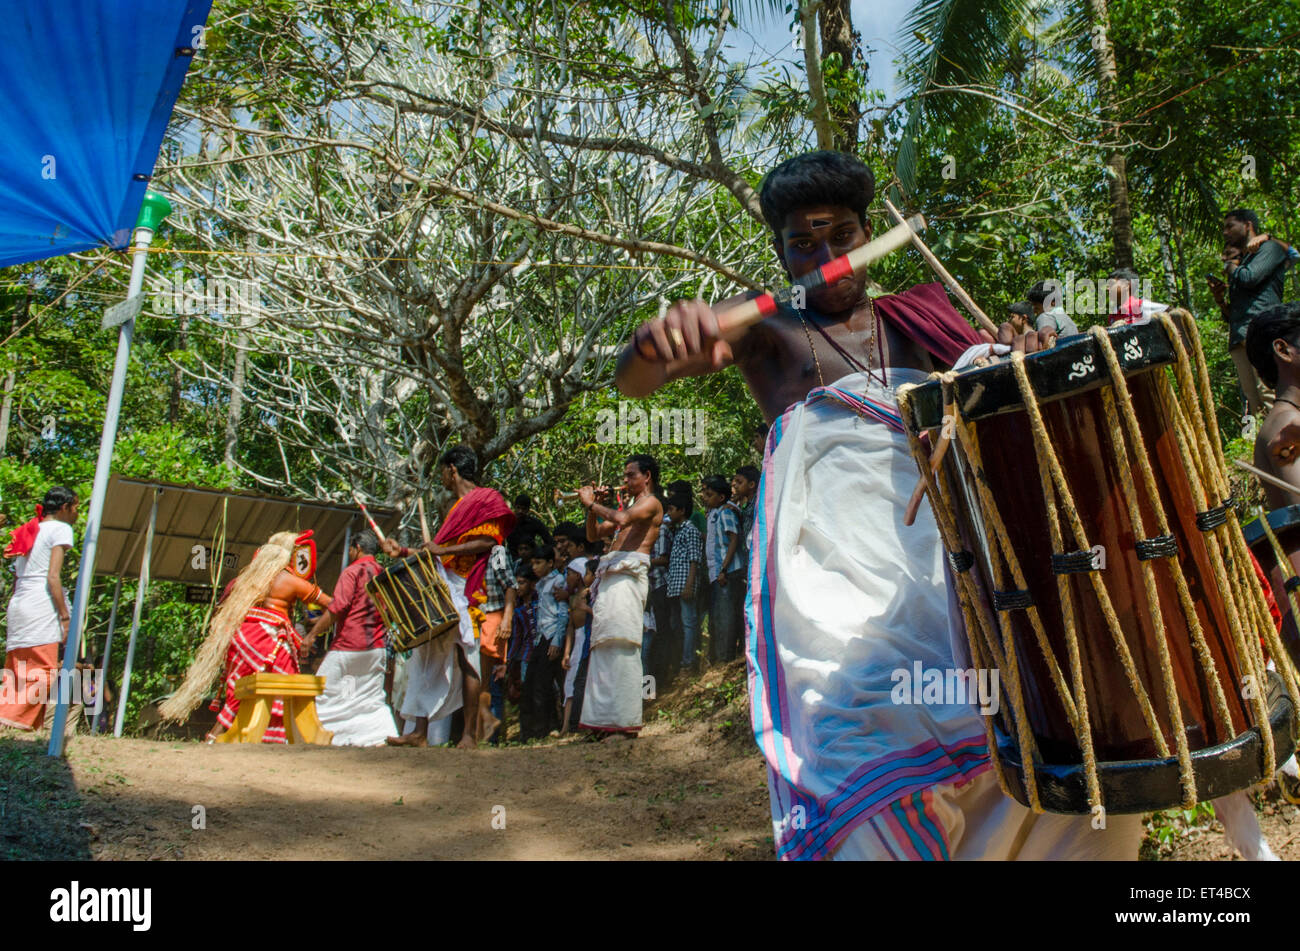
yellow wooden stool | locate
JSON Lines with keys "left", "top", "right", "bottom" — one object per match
{"left": 215, "top": 673, "right": 333, "bottom": 745}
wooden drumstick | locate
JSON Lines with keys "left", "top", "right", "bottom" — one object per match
{"left": 417, "top": 496, "right": 431, "bottom": 545}
{"left": 882, "top": 198, "right": 998, "bottom": 336}
{"left": 351, "top": 491, "right": 387, "bottom": 544}
{"left": 903, "top": 426, "right": 955, "bottom": 527}
{"left": 711, "top": 215, "right": 926, "bottom": 335}
{"left": 1233, "top": 458, "right": 1300, "bottom": 499}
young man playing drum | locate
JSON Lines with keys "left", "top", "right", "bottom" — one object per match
{"left": 383, "top": 445, "right": 516, "bottom": 749}
{"left": 615, "top": 150, "right": 1145, "bottom": 860}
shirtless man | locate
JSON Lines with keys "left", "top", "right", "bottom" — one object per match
{"left": 575, "top": 454, "right": 662, "bottom": 736}
{"left": 614, "top": 150, "right": 1143, "bottom": 860}
{"left": 1248, "top": 303, "right": 1300, "bottom": 507}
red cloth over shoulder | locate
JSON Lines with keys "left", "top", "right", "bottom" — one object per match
{"left": 873, "top": 282, "right": 983, "bottom": 367}
{"left": 3, "top": 506, "right": 44, "bottom": 559}
{"left": 435, "top": 487, "right": 516, "bottom": 599}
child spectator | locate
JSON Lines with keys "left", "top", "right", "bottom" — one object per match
{"left": 645, "top": 503, "right": 673, "bottom": 681}
{"left": 504, "top": 566, "right": 538, "bottom": 739}
{"left": 524, "top": 546, "right": 567, "bottom": 739}
{"left": 702, "top": 475, "right": 745, "bottom": 664}
{"left": 731, "top": 465, "right": 759, "bottom": 558}
{"left": 666, "top": 492, "right": 704, "bottom": 678}
{"left": 479, "top": 543, "right": 517, "bottom": 744}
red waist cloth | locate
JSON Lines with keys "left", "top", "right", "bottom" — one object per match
{"left": 213, "top": 606, "right": 301, "bottom": 743}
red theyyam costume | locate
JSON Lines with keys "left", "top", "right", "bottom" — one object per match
{"left": 160, "top": 531, "right": 330, "bottom": 742}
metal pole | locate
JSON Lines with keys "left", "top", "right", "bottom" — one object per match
{"left": 114, "top": 489, "right": 159, "bottom": 737}
{"left": 90, "top": 577, "right": 124, "bottom": 735}
{"left": 48, "top": 225, "right": 157, "bottom": 756}
{"left": 341, "top": 523, "right": 352, "bottom": 573}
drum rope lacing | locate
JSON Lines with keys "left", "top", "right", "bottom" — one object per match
{"left": 895, "top": 311, "right": 1298, "bottom": 816}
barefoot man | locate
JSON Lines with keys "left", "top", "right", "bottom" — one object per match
{"left": 614, "top": 150, "right": 1146, "bottom": 859}
{"left": 383, "top": 445, "right": 515, "bottom": 749}
{"left": 577, "top": 455, "right": 662, "bottom": 736}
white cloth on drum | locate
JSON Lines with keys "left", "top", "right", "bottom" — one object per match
{"left": 398, "top": 558, "right": 477, "bottom": 721}
{"left": 440, "top": 562, "right": 477, "bottom": 649}
{"left": 314, "top": 648, "right": 396, "bottom": 747}
{"left": 581, "top": 552, "right": 648, "bottom": 731}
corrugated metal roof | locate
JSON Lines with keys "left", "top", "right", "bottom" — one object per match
{"left": 95, "top": 475, "right": 402, "bottom": 594}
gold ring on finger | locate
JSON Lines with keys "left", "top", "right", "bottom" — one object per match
{"left": 669, "top": 328, "right": 685, "bottom": 348}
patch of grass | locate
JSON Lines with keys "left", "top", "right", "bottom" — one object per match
{"left": 0, "top": 736, "right": 92, "bottom": 860}
{"left": 1141, "top": 801, "right": 1218, "bottom": 859}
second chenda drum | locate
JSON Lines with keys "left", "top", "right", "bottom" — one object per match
{"left": 366, "top": 549, "right": 460, "bottom": 652}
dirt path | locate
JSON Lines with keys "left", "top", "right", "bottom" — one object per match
{"left": 64, "top": 726, "right": 771, "bottom": 861}
{"left": 4, "top": 663, "right": 774, "bottom": 861}
{"left": 4, "top": 661, "right": 1299, "bottom": 861}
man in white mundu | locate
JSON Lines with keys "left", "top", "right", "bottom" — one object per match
{"left": 577, "top": 455, "right": 662, "bottom": 736}
{"left": 300, "top": 530, "right": 396, "bottom": 746}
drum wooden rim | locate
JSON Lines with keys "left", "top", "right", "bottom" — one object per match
{"left": 995, "top": 671, "right": 1297, "bottom": 814}
{"left": 905, "top": 321, "right": 1175, "bottom": 429}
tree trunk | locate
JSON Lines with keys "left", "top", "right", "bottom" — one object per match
{"left": 1157, "top": 217, "right": 1179, "bottom": 304}
{"left": 0, "top": 292, "right": 30, "bottom": 458}
{"left": 224, "top": 322, "right": 247, "bottom": 473}
{"left": 168, "top": 313, "right": 188, "bottom": 424}
{"left": 799, "top": 2, "right": 835, "bottom": 150}
{"left": 1170, "top": 217, "right": 1192, "bottom": 310}
{"left": 817, "top": 0, "right": 859, "bottom": 150}
{"left": 1085, "top": 0, "right": 1134, "bottom": 269}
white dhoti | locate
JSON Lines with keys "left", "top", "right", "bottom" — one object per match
{"left": 398, "top": 559, "right": 477, "bottom": 724}
{"left": 749, "top": 369, "right": 1144, "bottom": 861}
{"left": 314, "top": 648, "right": 396, "bottom": 747}
{"left": 580, "top": 551, "right": 648, "bottom": 733}
{"left": 564, "top": 623, "right": 588, "bottom": 701}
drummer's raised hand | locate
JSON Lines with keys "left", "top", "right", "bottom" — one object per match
{"left": 633, "top": 299, "right": 731, "bottom": 368}
{"left": 380, "top": 536, "right": 404, "bottom": 558}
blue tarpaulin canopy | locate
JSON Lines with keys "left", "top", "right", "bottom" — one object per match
{"left": 0, "top": 0, "right": 212, "bottom": 268}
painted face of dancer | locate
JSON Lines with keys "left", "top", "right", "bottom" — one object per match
{"left": 772, "top": 203, "right": 870, "bottom": 317}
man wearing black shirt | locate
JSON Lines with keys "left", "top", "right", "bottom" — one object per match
{"left": 1214, "top": 208, "right": 1292, "bottom": 415}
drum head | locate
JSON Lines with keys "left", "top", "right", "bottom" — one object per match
{"left": 904, "top": 321, "right": 1175, "bottom": 431}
